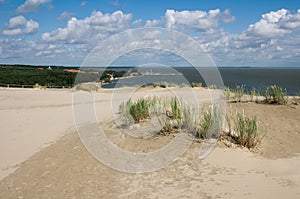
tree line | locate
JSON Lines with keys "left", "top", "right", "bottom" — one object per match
{"left": 0, "top": 65, "right": 126, "bottom": 88}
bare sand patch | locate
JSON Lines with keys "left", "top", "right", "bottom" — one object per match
{"left": 0, "top": 88, "right": 75, "bottom": 180}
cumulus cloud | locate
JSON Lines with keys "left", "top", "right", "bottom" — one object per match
{"left": 2, "top": 15, "right": 39, "bottom": 36}
{"left": 2, "top": 8, "right": 300, "bottom": 66}
{"left": 246, "top": 9, "right": 300, "bottom": 38}
{"left": 16, "top": 0, "right": 51, "bottom": 13}
{"left": 41, "top": 10, "right": 132, "bottom": 44}
{"left": 0, "top": 37, "right": 86, "bottom": 65}
{"left": 145, "top": 9, "right": 235, "bottom": 32}
{"left": 145, "top": 19, "right": 161, "bottom": 27}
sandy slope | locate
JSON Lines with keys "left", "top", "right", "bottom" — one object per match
{"left": 0, "top": 88, "right": 75, "bottom": 180}
{"left": 0, "top": 87, "right": 300, "bottom": 198}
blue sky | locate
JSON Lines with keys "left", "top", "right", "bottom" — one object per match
{"left": 0, "top": 0, "right": 300, "bottom": 66}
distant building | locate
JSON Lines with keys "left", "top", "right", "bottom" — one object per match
{"left": 64, "top": 69, "right": 81, "bottom": 73}
{"left": 107, "top": 73, "right": 114, "bottom": 80}
{"left": 128, "top": 68, "right": 141, "bottom": 76}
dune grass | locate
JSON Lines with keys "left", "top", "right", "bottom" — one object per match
{"left": 222, "top": 84, "right": 290, "bottom": 105}
{"left": 119, "top": 95, "right": 262, "bottom": 149}
{"left": 119, "top": 97, "right": 159, "bottom": 124}
{"left": 223, "top": 87, "right": 231, "bottom": 100}
{"left": 170, "top": 97, "right": 181, "bottom": 120}
{"left": 129, "top": 98, "right": 151, "bottom": 123}
{"left": 226, "top": 110, "right": 260, "bottom": 149}
{"left": 234, "top": 84, "right": 245, "bottom": 102}
{"left": 196, "top": 109, "right": 211, "bottom": 138}
{"left": 234, "top": 113, "right": 259, "bottom": 148}
{"left": 196, "top": 105, "right": 223, "bottom": 139}
{"left": 182, "top": 104, "right": 198, "bottom": 133}
{"left": 249, "top": 88, "right": 256, "bottom": 102}
{"left": 191, "top": 82, "right": 202, "bottom": 88}
{"left": 264, "top": 85, "right": 288, "bottom": 105}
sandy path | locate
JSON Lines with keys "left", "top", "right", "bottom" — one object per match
{"left": 0, "top": 88, "right": 75, "bottom": 180}
{"left": 0, "top": 131, "right": 299, "bottom": 198}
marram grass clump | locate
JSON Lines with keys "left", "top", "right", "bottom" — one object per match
{"left": 264, "top": 85, "right": 288, "bottom": 105}
{"left": 119, "top": 96, "right": 262, "bottom": 149}
{"left": 191, "top": 82, "right": 202, "bottom": 88}
{"left": 228, "top": 112, "right": 260, "bottom": 149}
{"left": 196, "top": 106, "right": 223, "bottom": 139}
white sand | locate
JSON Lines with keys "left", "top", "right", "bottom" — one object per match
{"left": 0, "top": 88, "right": 75, "bottom": 180}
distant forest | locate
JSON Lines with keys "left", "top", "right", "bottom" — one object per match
{"left": 0, "top": 64, "right": 126, "bottom": 88}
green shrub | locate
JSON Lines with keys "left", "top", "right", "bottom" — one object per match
{"left": 264, "top": 85, "right": 287, "bottom": 105}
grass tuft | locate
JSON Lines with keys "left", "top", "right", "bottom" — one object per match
{"left": 249, "top": 88, "right": 256, "bottom": 102}
{"left": 233, "top": 113, "right": 259, "bottom": 149}
{"left": 234, "top": 84, "right": 245, "bottom": 102}
{"left": 191, "top": 82, "right": 202, "bottom": 88}
{"left": 264, "top": 85, "right": 287, "bottom": 105}
{"left": 170, "top": 97, "right": 181, "bottom": 120}
{"left": 119, "top": 96, "right": 263, "bottom": 149}
{"left": 223, "top": 87, "right": 231, "bottom": 101}
{"left": 196, "top": 105, "right": 223, "bottom": 139}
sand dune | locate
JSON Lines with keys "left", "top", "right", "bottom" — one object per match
{"left": 0, "top": 87, "right": 300, "bottom": 198}
{"left": 0, "top": 88, "right": 75, "bottom": 180}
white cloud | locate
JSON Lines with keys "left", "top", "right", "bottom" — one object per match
{"left": 145, "top": 9, "right": 235, "bottom": 32}
{"left": 145, "top": 19, "right": 161, "bottom": 27}
{"left": 41, "top": 10, "right": 132, "bottom": 44}
{"left": 57, "top": 11, "right": 74, "bottom": 21}
{"left": 1, "top": 8, "right": 300, "bottom": 66}
{"left": 190, "top": 25, "right": 300, "bottom": 66}
{"left": 2, "top": 15, "right": 39, "bottom": 36}
{"left": 246, "top": 9, "right": 300, "bottom": 38}
{"left": 16, "top": 0, "right": 51, "bottom": 13}
{"left": 0, "top": 37, "right": 86, "bottom": 65}
{"left": 276, "top": 46, "right": 283, "bottom": 51}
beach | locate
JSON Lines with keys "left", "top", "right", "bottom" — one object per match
{"left": 0, "top": 87, "right": 300, "bottom": 198}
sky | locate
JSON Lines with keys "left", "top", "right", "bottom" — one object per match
{"left": 0, "top": 0, "right": 300, "bottom": 66}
